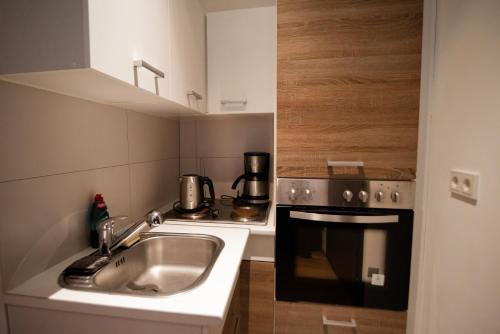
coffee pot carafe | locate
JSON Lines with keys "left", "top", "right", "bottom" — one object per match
{"left": 178, "top": 174, "right": 215, "bottom": 211}
{"left": 232, "top": 152, "right": 270, "bottom": 204}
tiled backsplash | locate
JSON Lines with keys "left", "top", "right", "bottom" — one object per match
{"left": 180, "top": 115, "right": 274, "bottom": 197}
{"left": 0, "top": 81, "right": 179, "bottom": 291}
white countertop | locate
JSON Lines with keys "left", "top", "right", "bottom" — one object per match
{"left": 5, "top": 224, "right": 249, "bottom": 327}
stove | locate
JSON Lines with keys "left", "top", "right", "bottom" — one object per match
{"left": 163, "top": 198, "right": 270, "bottom": 225}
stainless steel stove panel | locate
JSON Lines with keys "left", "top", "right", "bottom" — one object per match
{"left": 277, "top": 178, "right": 415, "bottom": 210}
{"left": 163, "top": 199, "right": 270, "bottom": 225}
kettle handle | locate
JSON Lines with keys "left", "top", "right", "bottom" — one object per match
{"left": 200, "top": 176, "right": 216, "bottom": 203}
{"left": 231, "top": 174, "right": 245, "bottom": 190}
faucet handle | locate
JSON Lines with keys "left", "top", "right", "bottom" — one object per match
{"left": 146, "top": 210, "right": 163, "bottom": 227}
{"left": 97, "top": 218, "right": 114, "bottom": 256}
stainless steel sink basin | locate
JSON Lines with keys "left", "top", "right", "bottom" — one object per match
{"left": 60, "top": 233, "right": 224, "bottom": 296}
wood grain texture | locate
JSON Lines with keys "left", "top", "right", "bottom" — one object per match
{"left": 239, "top": 261, "right": 275, "bottom": 334}
{"left": 275, "top": 300, "right": 407, "bottom": 334}
{"left": 277, "top": 0, "right": 423, "bottom": 179}
{"left": 222, "top": 270, "right": 241, "bottom": 334}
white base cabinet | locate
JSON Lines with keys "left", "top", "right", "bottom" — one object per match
{"left": 7, "top": 305, "right": 226, "bottom": 334}
{"left": 207, "top": 7, "right": 277, "bottom": 115}
{"left": 0, "top": 0, "right": 206, "bottom": 116}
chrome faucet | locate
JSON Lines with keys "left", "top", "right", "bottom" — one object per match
{"left": 97, "top": 218, "right": 115, "bottom": 256}
{"left": 97, "top": 210, "right": 163, "bottom": 257}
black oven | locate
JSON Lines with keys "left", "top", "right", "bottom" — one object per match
{"left": 275, "top": 178, "right": 414, "bottom": 311}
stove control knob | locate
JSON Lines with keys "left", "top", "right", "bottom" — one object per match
{"left": 391, "top": 191, "right": 400, "bottom": 203}
{"left": 342, "top": 190, "right": 353, "bottom": 202}
{"left": 358, "top": 190, "right": 369, "bottom": 203}
{"left": 288, "top": 187, "right": 298, "bottom": 201}
{"left": 304, "top": 188, "right": 312, "bottom": 199}
{"left": 375, "top": 191, "right": 384, "bottom": 202}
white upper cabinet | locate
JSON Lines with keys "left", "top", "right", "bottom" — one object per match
{"left": 0, "top": 0, "right": 206, "bottom": 117}
{"left": 169, "top": 0, "right": 206, "bottom": 113}
{"left": 88, "top": 0, "right": 171, "bottom": 98}
{"left": 207, "top": 6, "right": 277, "bottom": 114}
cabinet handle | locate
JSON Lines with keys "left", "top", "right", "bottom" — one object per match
{"left": 133, "top": 60, "right": 165, "bottom": 96}
{"left": 290, "top": 211, "right": 399, "bottom": 224}
{"left": 322, "top": 315, "right": 357, "bottom": 333}
{"left": 221, "top": 99, "right": 247, "bottom": 105}
{"left": 187, "top": 90, "right": 203, "bottom": 100}
{"left": 327, "top": 161, "right": 364, "bottom": 167}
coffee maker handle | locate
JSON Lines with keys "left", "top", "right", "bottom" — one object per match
{"left": 231, "top": 174, "right": 245, "bottom": 190}
{"left": 201, "top": 176, "right": 216, "bottom": 203}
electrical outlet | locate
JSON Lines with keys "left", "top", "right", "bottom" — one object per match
{"left": 450, "top": 170, "right": 480, "bottom": 200}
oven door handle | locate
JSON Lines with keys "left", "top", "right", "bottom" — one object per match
{"left": 290, "top": 211, "right": 399, "bottom": 224}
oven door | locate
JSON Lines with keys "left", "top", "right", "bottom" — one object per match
{"left": 275, "top": 205, "right": 413, "bottom": 310}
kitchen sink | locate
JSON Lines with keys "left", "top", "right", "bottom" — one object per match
{"left": 60, "top": 233, "right": 224, "bottom": 296}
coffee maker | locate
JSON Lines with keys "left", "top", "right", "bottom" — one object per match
{"left": 231, "top": 152, "right": 270, "bottom": 204}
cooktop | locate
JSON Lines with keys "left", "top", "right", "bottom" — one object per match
{"left": 162, "top": 198, "right": 270, "bottom": 226}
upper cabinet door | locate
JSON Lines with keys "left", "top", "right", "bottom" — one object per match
{"left": 277, "top": 0, "right": 423, "bottom": 180}
{"left": 0, "top": 0, "right": 206, "bottom": 116}
{"left": 169, "top": 0, "right": 206, "bottom": 112}
{"left": 207, "top": 7, "right": 277, "bottom": 114}
{"left": 88, "top": 0, "right": 171, "bottom": 98}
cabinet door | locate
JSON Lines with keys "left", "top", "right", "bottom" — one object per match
{"left": 169, "top": 0, "right": 206, "bottom": 112}
{"left": 222, "top": 270, "right": 241, "bottom": 334}
{"left": 277, "top": 0, "right": 422, "bottom": 180}
{"left": 207, "top": 7, "right": 277, "bottom": 114}
{"left": 239, "top": 261, "right": 274, "bottom": 334}
{"left": 88, "top": 0, "right": 171, "bottom": 98}
{"left": 275, "top": 301, "right": 406, "bottom": 334}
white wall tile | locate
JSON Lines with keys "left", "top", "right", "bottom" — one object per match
{"left": 127, "top": 111, "right": 179, "bottom": 163}
{"left": 201, "top": 157, "right": 244, "bottom": 197}
{"left": 0, "top": 165, "right": 130, "bottom": 290}
{"left": 180, "top": 158, "right": 199, "bottom": 175}
{"left": 195, "top": 115, "right": 273, "bottom": 157}
{"left": 0, "top": 81, "right": 128, "bottom": 182}
{"left": 179, "top": 115, "right": 274, "bottom": 197}
{"left": 130, "top": 159, "right": 179, "bottom": 221}
{"left": 0, "top": 81, "right": 181, "bottom": 295}
{"left": 180, "top": 119, "right": 197, "bottom": 158}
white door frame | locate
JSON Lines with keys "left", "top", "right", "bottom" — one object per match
{"left": 406, "top": 0, "right": 437, "bottom": 333}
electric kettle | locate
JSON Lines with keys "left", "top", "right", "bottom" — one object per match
{"left": 178, "top": 174, "right": 215, "bottom": 211}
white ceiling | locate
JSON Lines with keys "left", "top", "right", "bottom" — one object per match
{"left": 199, "top": 0, "right": 276, "bottom": 13}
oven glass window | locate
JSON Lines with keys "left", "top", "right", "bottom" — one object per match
{"left": 293, "top": 220, "right": 388, "bottom": 287}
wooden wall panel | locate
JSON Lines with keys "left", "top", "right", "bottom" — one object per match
{"left": 277, "top": 0, "right": 423, "bottom": 179}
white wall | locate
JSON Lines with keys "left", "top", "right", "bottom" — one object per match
{"left": 406, "top": 0, "right": 436, "bottom": 331}
{"left": 0, "top": 81, "right": 179, "bottom": 295}
{"left": 410, "top": 1, "right": 500, "bottom": 333}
